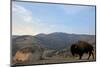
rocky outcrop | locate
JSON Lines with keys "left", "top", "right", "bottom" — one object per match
{"left": 12, "top": 46, "right": 44, "bottom": 65}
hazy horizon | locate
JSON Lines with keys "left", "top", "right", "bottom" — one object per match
{"left": 12, "top": 1, "right": 96, "bottom": 35}
{"left": 12, "top": 32, "right": 95, "bottom": 36}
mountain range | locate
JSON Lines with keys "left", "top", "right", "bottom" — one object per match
{"left": 12, "top": 32, "right": 95, "bottom": 56}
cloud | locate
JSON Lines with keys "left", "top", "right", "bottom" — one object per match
{"left": 12, "top": 2, "right": 49, "bottom": 35}
{"left": 12, "top": 3, "right": 33, "bottom": 23}
{"left": 12, "top": 2, "right": 34, "bottom": 35}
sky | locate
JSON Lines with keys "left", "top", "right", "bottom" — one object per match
{"left": 12, "top": 1, "right": 96, "bottom": 35}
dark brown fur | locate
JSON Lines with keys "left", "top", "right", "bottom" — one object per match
{"left": 70, "top": 41, "right": 94, "bottom": 59}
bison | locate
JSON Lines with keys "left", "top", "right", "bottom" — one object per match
{"left": 70, "top": 41, "right": 94, "bottom": 59}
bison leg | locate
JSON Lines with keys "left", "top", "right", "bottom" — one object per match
{"left": 79, "top": 54, "right": 83, "bottom": 60}
{"left": 79, "top": 55, "right": 82, "bottom": 59}
{"left": 91, "top": 52, "right": 94, "bottom": 59}
{"left": 87, "top": 52, "right": 92, "bottom": 60}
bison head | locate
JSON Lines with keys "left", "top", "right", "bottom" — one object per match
{"left": 70, "top": 44, "right": 78, "bottom": 56}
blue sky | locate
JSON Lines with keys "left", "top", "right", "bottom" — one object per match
{"left": 12, "top": 1, "right": 96, "bottom": 35}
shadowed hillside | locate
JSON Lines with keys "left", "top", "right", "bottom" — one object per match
{"left": 35, "top": 32, "right": 95, "bottom": 49}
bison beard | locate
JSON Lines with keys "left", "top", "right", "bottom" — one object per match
{"left": 70, "top": 41, "right": 94, "bottom": 60}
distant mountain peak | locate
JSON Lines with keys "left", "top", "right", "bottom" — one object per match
{"left": 35, "top": 33, "right": 47, "bottom": 37}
